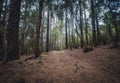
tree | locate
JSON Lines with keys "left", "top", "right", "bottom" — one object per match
{"left": 34, "top": 0, "right": 44, "bottom": 58}
{"left": 40, "top": 8, "right": 45, "bottom": 52}
{"left": 91, "top": 0, "right": 97, "bottom": 47}
{"left": 65, "top": 9, "right": 68, "bottom": 49}
{"left": 94, "top": 0, "right": 101, "bottom": 45}
{"left": 46, "top": 9, "right": 50, "bottom": 52}
{"left": 0, "top": 0, "right": 9, "bottom": 61}
{"left": 79, "top": 0, "right": 84, "bottom": 48}
{"left": 83, "top": 4, "right": 88, "bottom": 46}
{"left": 4, "top": 0, "right": 21, "bottom": 61}
{"left": 20, "top": 0, "right": 28, "bottom": 55}
{"left": 95, "top": 13, "right": 100, "bottom": 44}
{"left": 0, "top": 0, "right": 4, "bottom": 60}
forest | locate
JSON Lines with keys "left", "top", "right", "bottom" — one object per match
{"left": 0, "top": 0, "right": 120, "bottom": 83}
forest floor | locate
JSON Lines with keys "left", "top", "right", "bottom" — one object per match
{"left": 0, "top": 44, "right": 120, "bottom": 83}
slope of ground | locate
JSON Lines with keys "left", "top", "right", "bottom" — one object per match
{"left": 0, "top": 44, "right": 120, "bottom": 83}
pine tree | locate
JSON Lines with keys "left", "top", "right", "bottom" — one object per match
{"left": 5, "top": 0, "right": 21, "bottom": 61}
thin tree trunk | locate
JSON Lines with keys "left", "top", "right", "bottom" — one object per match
{"left": 0, "top": 0, "right": 4, "bottom": 60}
{"left": 71, "top": 18, "right": 75, "bottom": 49}
{"left": 20, "top": 1, "right": 28, "bottom": 55}
{"left": 75, "top": 22, "right": 79, "bottom": 48}
{"left": 40, "top": 8, "right": 44, "bottom": 52}
{"left": 84, "top": 6, "right": 88, "bottom": 46}
{"left": 49, "top": 15, "right": 52, "bottom": 51}
{"left": 68, "top": 20, "right": 71, "bottom": 49}
{"left": 76, "top": 29, "right": 79, "bottom": 48}
{"left": 65, "top": 9, "right": 68, "bottom": 49}
{"left": 95, "top": 14, "right": 100, "bottom": 44}
{"left": 46, "top": 9, "right": 49, "bottom": 52}
{"left": 79, "top": 0, "right": 84, "bottom": 48}
{"left": 91, "top": 0, "right": 97, "bottom": 47}
{"left": 34, "top": 0, "right": 44, "bottom": 58}
{"left": 4, "top": 0, "right": 21, "bottom": 61}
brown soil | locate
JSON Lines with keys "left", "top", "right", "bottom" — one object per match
{"left": 0, "top": 44, "right": 120, "bottom": 83}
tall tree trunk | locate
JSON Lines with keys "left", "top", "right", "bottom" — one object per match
{"left": 46, "top": 9, "right": 49, "bottom": 52}
{"left": 71, "top": 18, "right": 75, "bottom": 49}
{"left": 0, "top": 0, "right": 8, "bottom": 61}
{"left": 0, "top": 0, "right": 4, "bottom": 59}
{"left": 75, "top": 23, "right": 79, "bottom": 48}
{"left": 65, "top": 9, "right": 68, "bottom": 49}
{"left": 40, "top": 8, "right": 44, "bottom": 52}
{"left": 79, "top": 0, "right": 84, "bottom": 48}
{"left": 91, "top": 0, "right": 97, "bottom": 47}
{"left": 4, "top": 0, "right": 21, "bottom": 61}
{"left": 20, "top": 1, "right": 28, "bottom": 55}
{"left": 95, "top": 14, "right": 100, "bottom": 44}
{"left": 68, "top": 20, "right": 71, "bottom": 49}
{"left": 34, "top": 0, "right": 44, "bottom": 58}
{"left": 84, "top": 6, "right": 88, "bottom": 46}
{"left": 76, "top": 30, "right": 79, "bottom": 48}
{"left": 49, "top": 14, "right": 52, "bottom": 51}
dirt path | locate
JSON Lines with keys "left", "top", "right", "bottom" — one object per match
{"left": 35, "top": 51, "right": 100, "bottom": 83}
{"left": 0, "top": 44, "right": 120, "bottom": 83}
